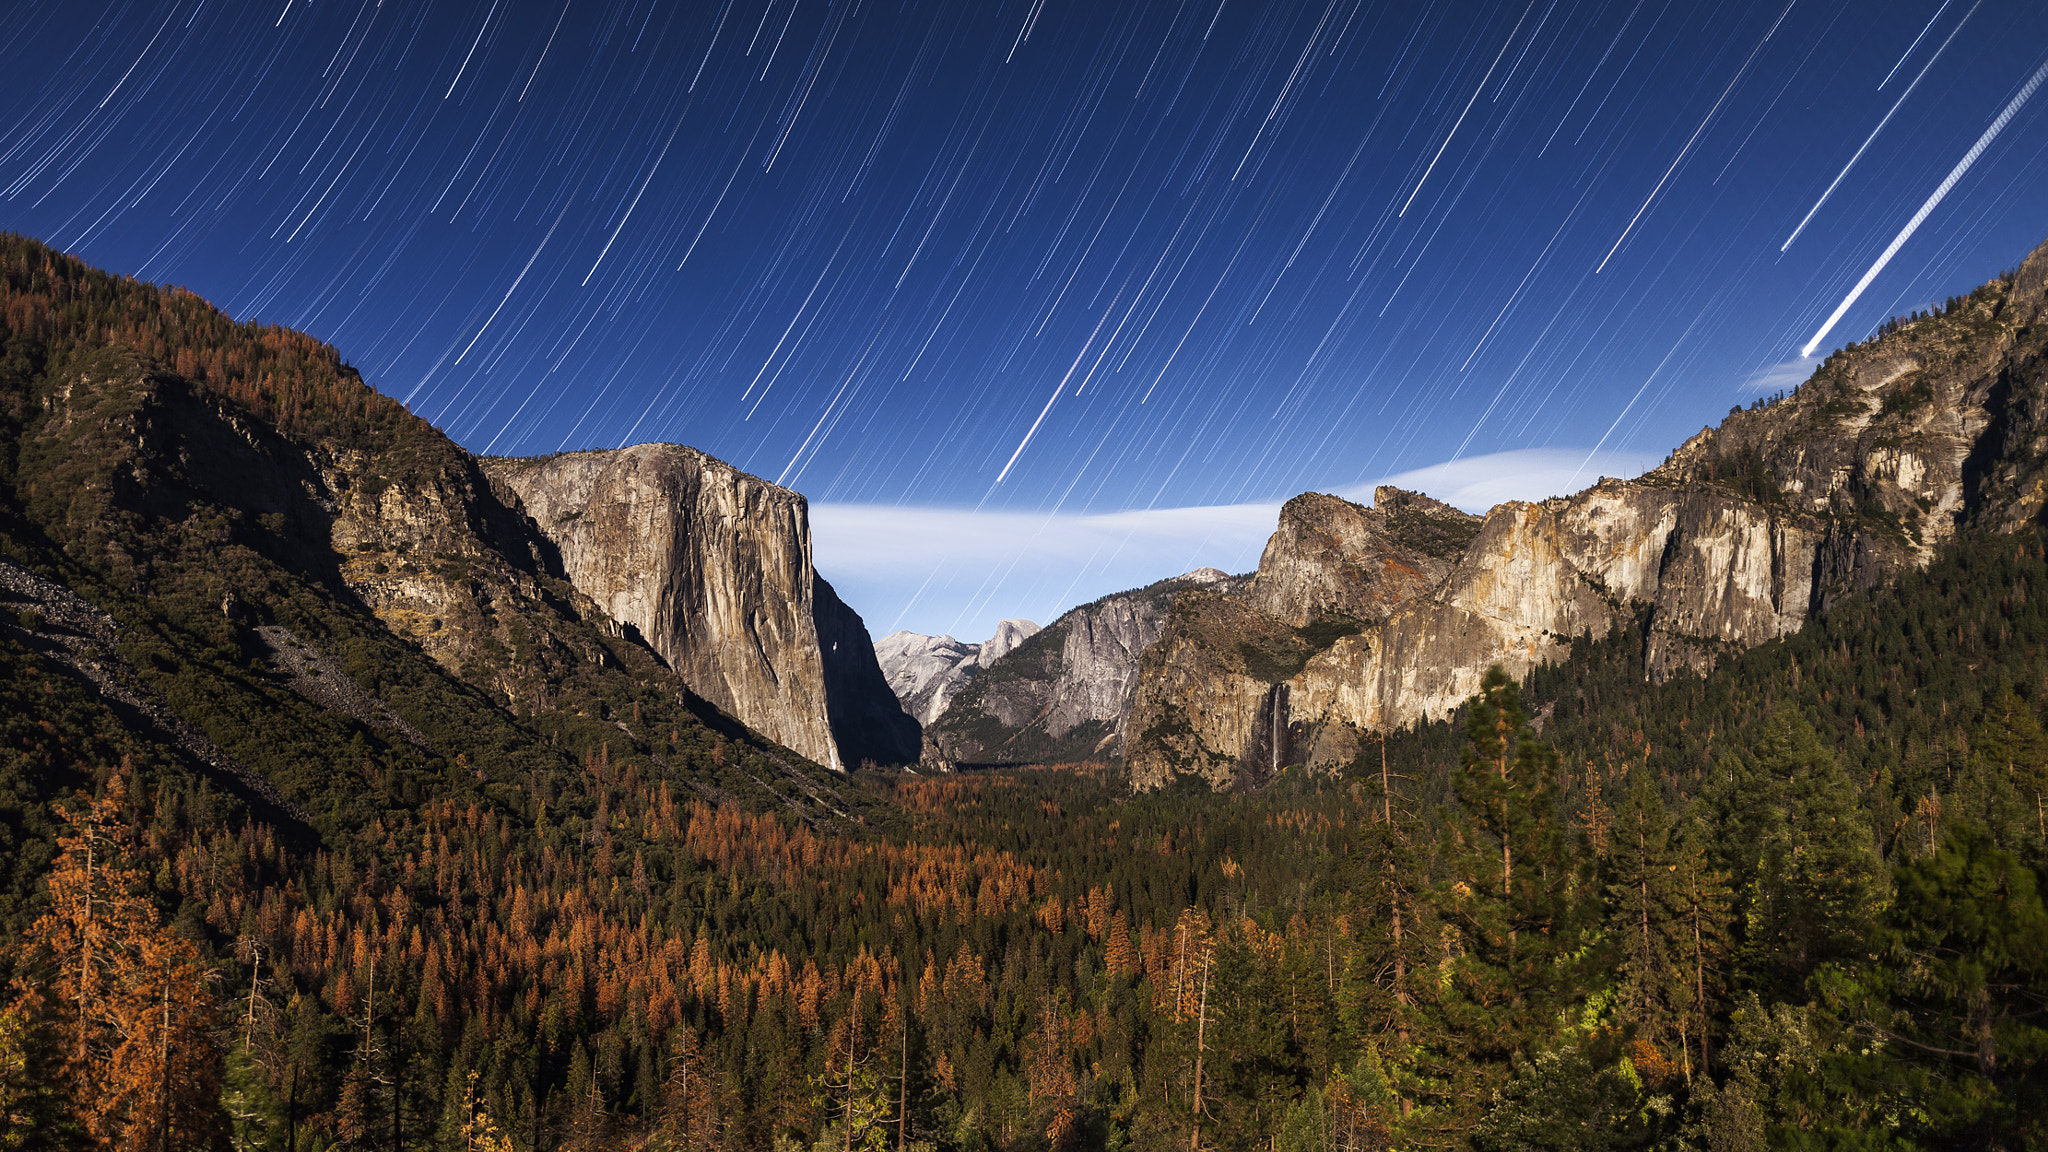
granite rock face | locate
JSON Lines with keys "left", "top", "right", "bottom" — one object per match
{"left": 23, "top": 346, "right": 726, "bottom": 783}
{"left": 485, "top": 445, "right": 918, "bottom": 769}
{"left": 45, "top": 347, "right": 590, "bottom": 726}
{"left": 875, "top": 633, "right": 978, "bottom": 724}
{"left": 1125, "top": 489, "right": 1482, "bottom": 788}
{"left": 875, "top": 618, "right": 1041, "bottom": 726}
{"left": 926, "top": 569, "right": 1243, "bottom": 764}
{"left": 1243, "top": 489, "right": 1480, "bottom": 626}
{"left": 1126, "top": 236, "right": 2048, "bottom": 790}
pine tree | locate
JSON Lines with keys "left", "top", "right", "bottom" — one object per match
{"left": 1668, "top": 820, "right": 1732, "bottom": 1084}
{"left": 1849, "top": 826, "right": 2048, "bottom": 1147}
{"left": 1432, "top": 668, "right": 1597, "bottom": 1128}
{"left": 1967, "top": 688, "right": 2048, "bottom": 844}
{"left": 652, "top": 1029, "right": 721, "bottom": 1151}
{"left": 1339, "top": 732, "right": 1435, "bottom": 1124}
{"left": 452, "top": 1070, "right": 518, "bottom": 1152}
{"left": 1739, "top": 709, "right": 1886, "bottom": 994}
{"left": 1602, "top": 775, "right": 1687, "bottom": 1076}
{"left": 0, "top": 1003, "right": 71, "bottom": 1149}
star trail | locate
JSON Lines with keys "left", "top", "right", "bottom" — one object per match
{"left": 3, "top": 0, "right": 2047, "bottom": 636}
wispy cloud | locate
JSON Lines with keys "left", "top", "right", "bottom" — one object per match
{"left": 813, "top": 448, "right": 1658, "bottom": 641}
{"left": 1739, "top": 355, "right": 1819, "bottom": 396}
{"left": 813, "top": 500, "right": 1279, "bottom": 642}
{"left": 1336, "top": 448, "right": 1660, "bottom": 513}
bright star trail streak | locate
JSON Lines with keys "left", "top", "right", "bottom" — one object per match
{"left": 1879, "top": 0, "right": 1953, "bottom": 90}
{"left": 1781, "top": 0, "right": 1979, "bottom": 253}
{"left": 1802, "top": 50, "right": 2048, "bottom": 359}
{"left": 2, "top": 0, "right": 2046, "bottom": 638}
{"left": 1595, "top": 0, "right": 1797, "bottom": 273}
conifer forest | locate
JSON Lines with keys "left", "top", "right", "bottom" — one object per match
{"left": 0, "top": 241, "right": 2044, "bottom": 1152}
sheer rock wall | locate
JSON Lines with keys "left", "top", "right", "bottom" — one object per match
{"left": 486, "top": 445, "right": 918, "bottom": 769}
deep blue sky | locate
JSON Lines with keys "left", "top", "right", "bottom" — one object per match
{"left": 5, "top": 0, "right": 2048, "bottom": 638}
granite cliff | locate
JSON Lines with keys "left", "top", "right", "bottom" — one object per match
{"left": 875, "top": 618, "right": 1039, "bottom": 727}
{"left": 1125, "top": 235, "right": 2048, "bottom": 789}
{"left": 0, "top": 234, "right": 877, "bottom": 835}
{"left": 925, "top": 568, "right": 1238, "bottom": 764}
{"left": 483, "top": 445, "right": 918, "bottom": 770}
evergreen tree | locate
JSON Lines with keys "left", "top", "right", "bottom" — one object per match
{"left": 1719, "top": 709, "right": 1885, "bottom": 997}
{"left": 1966, "top": 689, "right": 2048, "bottom": 845}
{"left": 1602, "top": 776, "right": 1688, "bottom": 1077}
{"left": 1667, "top": 820, "right": 1733, "bottom": 1085}
{"left": 1844, "top": 826, "right": 2048, "bottom": 1147}
{"left": 1339, "top": 734, "right": 1437, "bottom": 1129}
{"left": 1432, "top": 668, "right": 1596, "bottom": 1130}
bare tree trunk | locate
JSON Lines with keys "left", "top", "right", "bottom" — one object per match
{"left": 393, "top": 1012, "right": 404, "bottom": 1152}
{"left": 845, "top": 1004, "right": 859, "bottom": 1152}
{"left": 243, "top": 942, "right": 264, "bottom": 1053}
{"left": 1380, "top": 732, "right": 1411, "bottom": 1117}
{"left": 1692, "top": 902, "right": 1709, "bottom": 1078}
{"left": 1499, "top": 739, "right": 1514, "bottom": 952}
{"left": 159, "top": 981, "right": 171, "bottom": 1152}
{"left": 79, "top": 827, "right": 96, "bottom": 1070}
{"left": 898, "top": 995, "right": 909, "bottom": 1152}
{"left": 1189, "top": 947, "right": 1211, "bottom": 1152}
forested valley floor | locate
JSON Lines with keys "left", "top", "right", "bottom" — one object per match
{"left": 7, "top": 527, "right": 2048, "bottom": 1152}
{"left": 0, "top": 235, "right": 2042, "bottom": 1151}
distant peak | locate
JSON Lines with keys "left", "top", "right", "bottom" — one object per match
{"left": 1178, "top": 567, "right": 1230, "bottom": 584}
{"left": 978, "top": 618, "right": 1041, "bottom": 665}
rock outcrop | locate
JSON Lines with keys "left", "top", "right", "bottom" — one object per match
{"left": 927, "top": 568, "right": 1241, "bottom": 764}
{"left": 1126, "top": 236, "right": 2048, "bottom": 790}
{"left": 1243, "top": 489, "right": 1481, "bottom": 626}
{"left": 485, "top": 445, "right": 918, "bottom": 769}
{"left": 0, "top": 233, "right": 878, "bottom": 837}
{"left": 876, "top": 618, "right": 1041, "bottom": 726}
{"left": 1127, "top": 494, "right": 1477, "bottom": 788}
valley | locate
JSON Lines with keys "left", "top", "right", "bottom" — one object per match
{"left": 0, "top": 233, "right": 2044, "bottom": 1152}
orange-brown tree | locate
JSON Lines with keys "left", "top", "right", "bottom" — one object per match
{"left": 8, "top": 776, "right": 227, "bottom": 1152}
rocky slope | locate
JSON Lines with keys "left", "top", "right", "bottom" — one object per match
{"left": 1243, "top": 489, "right": 1481, "bottom": 626}
{"left": 0, "top": 235, "right": 889, "bottom": 838}
{"left": 875, "top": 618, "right": 1040, "bottom": 726}
{"left": 484, "top": 446, "right": 918, "bottom": 769}
{"left": 925, "top": 568, "right": 1238, "bottom": 764}
{"left": 1125, "top": 236, "right": 2048, "bottom": 789}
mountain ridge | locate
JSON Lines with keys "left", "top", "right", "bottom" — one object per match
{"left": 1122, "top": 235, "right": 2048, "bottom": 788}
{"left": 873, "top": 617, "right": 1040, "bottom": 727}
{"left": 0, "top": 232, "right": 891, "bottom": 832}
{"left": 920, "top": 566, "right": 1242, "bottom": 765}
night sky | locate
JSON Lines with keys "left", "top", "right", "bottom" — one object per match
{"left": 5, "top": 1, "right": 2048, "bottom": 640}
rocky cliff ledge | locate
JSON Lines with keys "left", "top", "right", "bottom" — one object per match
{"left": 1126, "top": 235, "right": 2048, "bottom": 790}
{"left": 485, "top": 445, "right": 918, "bottom": 769}
{"left": 1127, "top": 492, "right": 1477, "bottom": 788}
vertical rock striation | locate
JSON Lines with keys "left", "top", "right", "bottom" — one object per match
{"left": 485, "top": 445, "right": 917, "bottom": 769}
